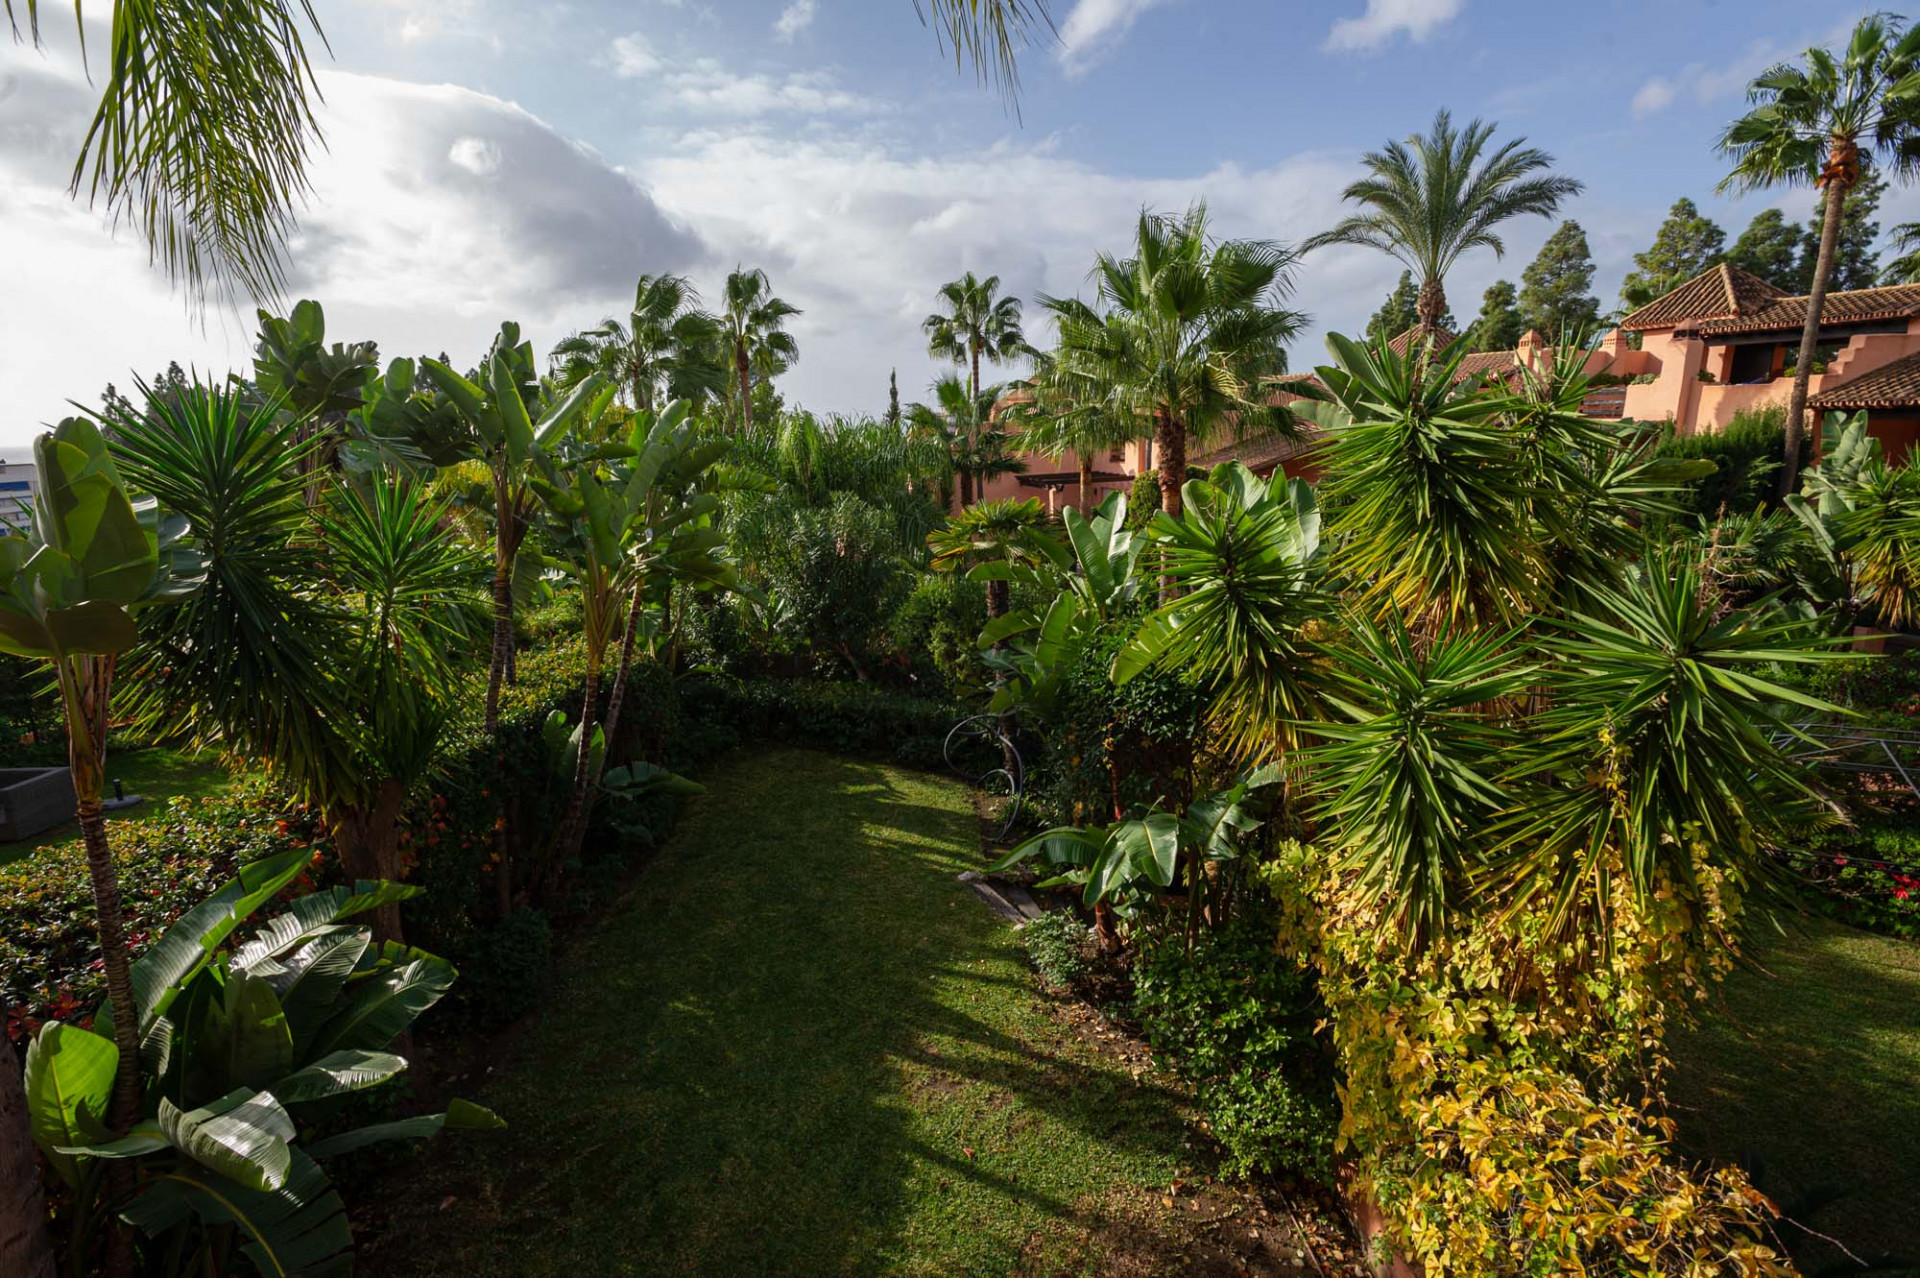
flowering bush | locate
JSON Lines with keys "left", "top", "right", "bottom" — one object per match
{"left": 1, "top": 785, "right": 327, "bottom": 1045}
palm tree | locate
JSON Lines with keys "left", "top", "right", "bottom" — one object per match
{"left": 553, "top": 274, "right": 725, "bottom": 413}
{"left": 1006, "top": 349, "right": 1141, "bottom": 515}
{"left": 1044, "top": 204, "right": 1306, "bottom": 524}
{"left": 1306, "top": 109, "right": 1583, "bottom": 339}
{"left": 924, "top": 271, "right": 1030, "bottom": 409}
{"left": 918, "top": 0, "right": 1056, "bottom": 105}
{"left": 720, "top": 267, "right": 802, "bottom": 435}
{"left": 1719, "top": 14, "right": 1920, "bottom": 498}
{"left": 909, "top": 372, "right": 1022, "bottom": 506}
{"left": 928, "top": 496, "right": 1050, "bottom": 620}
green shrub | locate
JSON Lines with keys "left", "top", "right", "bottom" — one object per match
{"left": 1132, "top": 915, "right": 1337, "bottom": 1179}
{"left": 1655, "top": 407, "right": 1807, "bottom": 519}
{"left": 1796, "top": 817, "right": 1920, "bottom": 939}
{"left": 517, "top": 591, "right": 584, "bottom": 646}
{"left": 677, "top": 674, "right": 969, "bottom": 771}
{"left": 1022, "top": 908, "right": 1094, "bottom": 991}
{"left": 1029, "top": 622, "right": 1210, "bottom": 825}
{"left": 888, "top": 572, "right": 988, "bottom": 697}
{"left": 456, "top": 905, "right": 554, "bottom": 1022}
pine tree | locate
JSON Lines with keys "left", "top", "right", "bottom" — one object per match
{"left": 1518, "top": 221, "right": 1601, "bottom": 337}
{"left": 1464, "top": 280, "right": 1524, "bottom": 352}
{"left": 886, "top": 368, "right": 901, "bottom": 428}
{"left": 1796, "top": 167, "right": 1884, "bottom": 292}
{"left": 1620, "top": 198, "right": 1725, "bottom": 310}
{"left": 1725, "top": 208, "right": 1808, "bottom": 291}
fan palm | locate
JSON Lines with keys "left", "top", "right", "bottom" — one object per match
{"left": 1306, "top": 109, "right": 1582, "bottom": 340}
{"left": 1044, "top": 204, "right": 1306, "bottom": 523}
{"left": 1718, "top": 14, "right": 1920, "bottom": 498}
{"left": 924, "top": 273, "right": 1029, "bottom": 498}
{"left": 908, "top": 372, "right": 1022, "bottom": 506}
{"left": 928, "top": 496, "right": 1050, "bottom": 620}
{"left": 720, "top": 267, "right": 802, "bottom": 436}
{"left": 553, "top": 274, "right": 725, "bottom": 413}
{"left": 1004, "top": 349, "right": 1141, "bottom": 514}
{"left": 917, "top": 0, "right": 1056, "bottom": 106}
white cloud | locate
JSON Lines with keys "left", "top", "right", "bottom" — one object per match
{"left": 0, "top": 50, "right": 705, "bottom": 448}
{"left": 607, "top": 39, "right": 874, "bottom": 116}
{"left": 609, "top": 33, "right": 662, "bottom": 78}
{"left": 773, "top": 0, "right": 817, "bottom": 42}
{"left": 1054, "top": 0, "right": 1168, "bottom": 75}
{"left": 1629, "top": 77, "right": 1675, "bottom": 118}
{"left": 1324, "top": 0, "right": 1465, "bottom": 53}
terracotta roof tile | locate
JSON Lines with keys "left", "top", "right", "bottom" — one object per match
{"left": 1619, "top": 263, "right": 1785, "bottom": 331}
{"left": 1387, "top": 325, "right": 1459, "bottom": 357}
{"left": 1810, "top": 349, "right": 1920, "bottom": 409}
{"left": 1192, "top": 430, "right": 1327, "bottom": 475}
{"left": 1684, "top": 283, "right": 1920, "bottom": 337}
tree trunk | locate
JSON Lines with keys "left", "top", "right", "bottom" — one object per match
{"left": 1780, "top": 160, "right": 1852, "bottom": 500}
{"left": 1077, "top": 452, "right": 1092, "bottom": 516}
{"left": 487, "top": 473, "right": 517, "bottom": 920}
{"left": 1415, "top": 274, "right": 1447, "bottom": 332}
{"left": 985, "top": 577, "right": 1009, "bottom": 622}
{"left": 1153, "top": 411, "right": 1183, "bottom": 602}
{"left": 958, "top": 466, "right": 974, "bottom": 509}
{"left": 330, "top": 778, "right": 410, "bottom": 944}
{"left": 736, "top": 340, "right": 754, "bottom": 436}
{"left": 58, "top": 656, "right": 136, "bottom": 1278}
{"left": 0, "top": 1050, "right": 53, "bottom": 1278}
{"left": 970, "top": 341, "right": 981, "bottom": 406}
{"left": 553, "top": 651, "right": 604, "bottom": 880}
{"left": 569, "top": 588, "right": 647, "bottom": 862}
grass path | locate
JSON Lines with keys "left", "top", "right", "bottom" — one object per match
{"left": 369, "top": 749, "right": 1212, "bottom": 1277}
{"left": 1668, "top": 916, "right": 1920, "bottom": 1269}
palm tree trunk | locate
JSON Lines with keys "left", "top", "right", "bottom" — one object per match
{"left": 1780, "top": 166, "right": 1851, "bottom": 499}
{"left": 736, "top": 341, "right": 754, "bottom": 436}
{"left": 1153, "top": 412, "right": 1184, "bottom": 602}
{"left": 1077, "top": 452, "right": 1092, "bottom": 515}
{"left": 0, "top": 1051, "right": 54, "bottom": 1278}
{"left": 57, "top": 656, "right": 137, "bottom": 1278}
{"left": 487, "top": 472, "right": 516, "bottom": 918}
{"left": 959, "top": 466, "right": 974, "bottom": 508}
{"left": 569, "top": 587, "right": 646, "bottom": 861}
{"left": 1415, "top": 275, "right": 1447, "bottom": 332}
{"left": 970, "top": 341, "right": 981, "bottom": 405}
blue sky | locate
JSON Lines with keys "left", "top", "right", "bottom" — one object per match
{"left": 0, "top": 0, "right": 1905, "bottom": 453}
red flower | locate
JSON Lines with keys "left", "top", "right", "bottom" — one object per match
{"left": 1897, "top": 888, "right": 1911, "bottom": 901}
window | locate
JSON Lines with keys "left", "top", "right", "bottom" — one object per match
{"left": 1108, "top": 447, "right": 1123, "bottom": 462}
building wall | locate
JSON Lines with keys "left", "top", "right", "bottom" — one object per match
{"left": 0, "top": 461, "right": 36, "bottom": 533}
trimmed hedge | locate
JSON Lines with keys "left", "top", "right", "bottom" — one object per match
{"left": 677, "top": 674, "right": 968, "bottom": 772}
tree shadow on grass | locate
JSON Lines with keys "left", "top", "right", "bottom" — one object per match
{"left": 366, "top": 749, "right": 1203, "bottom": 1278}
{"left": 1666, "top": 916, "right": 1920, "bottom": 1270}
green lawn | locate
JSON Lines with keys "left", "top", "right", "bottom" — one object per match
{"left": 368, "top": 749, "right": 1217, "bottom": 1277}
{"left": 1, "top": 746, "right": 235, "bottom": 864}
{"left": 1667, "top": 916, "right": 1920, "bottom": 1270}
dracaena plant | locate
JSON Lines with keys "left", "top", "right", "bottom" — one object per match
{"left": 23, "top": 849, "right": 501, "bottom": 1277}
{"left": 0, "top": 418, "right": 202, "bottom": 1274}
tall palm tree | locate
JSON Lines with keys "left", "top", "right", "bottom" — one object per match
{"left": 1719, "top": 14, "right": 1920, "bottom": 498}
{"left": 720, "top": 267, "right": 802, "bottom": 436}
{"left": 1043, "top": 204, "right": 1306, "bottom": 523}
{"left": 909, "top": 372, "right": 1023, "bottom": 506}
{"left": 924, "top": 271, "right": 1030, "bottom": 408}
{"left": 1306, "top": 109, "right": 1583, "bottom": 338}
{"left": 553, "top": 274, "right": 725, "bottom": 413}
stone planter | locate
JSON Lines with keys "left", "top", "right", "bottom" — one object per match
{"left": 0, "top": 767, "right": 76, "bottom": 842}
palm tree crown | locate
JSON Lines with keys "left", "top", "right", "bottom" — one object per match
{"left": 721, "top": 267, "right": 802, "bottom": 436}
{"left": 1306, "top": 109, "right": 1583, "bottom": 335}
{"left": 1718, "top": 13, "right": 1920, "bottom": 497}
{"left": 1043, "top": 204, "right": 1306, "bottom": 521}
{"left": 552, "top": 274, "right": 724, "bottom": 413}
{"left": 924, "top": 272, "right": 1030, "bottom": 404}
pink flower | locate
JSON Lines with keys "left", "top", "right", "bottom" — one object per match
{"left": 1896, "top": 888, "right": 1910, "bottom": 901}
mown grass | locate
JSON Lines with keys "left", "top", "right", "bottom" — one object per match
{"left": 369, "top": 749, "right": 1206, "bottom": 1277}
{"left": 2, "top": 746, "right": 235, "bottom": 864}
{"left": 1668, "top": 916, "right": 1920, "bottom": 1270}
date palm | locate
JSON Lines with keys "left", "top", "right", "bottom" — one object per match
{"left": 1719, "top": 13, "right": 1920, "bottom": 498}
{"left": 721, "top": 267, "right": 802, "bottom": 436}
{"left": 553, "top": 274, "right": 724, "bottom": 413}
{"left": 1043, "top": 204, "right": 1306, "bottom": 524}
{"left": 1307, "top": 109, "right": 1582, "bottom": 340}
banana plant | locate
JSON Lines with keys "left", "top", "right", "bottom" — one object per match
{"left": 23, "top": 848, "right": 501, "bottom": 1277}
{"left": 993, "top": 764, "right": 1284, "bottom": 946}
{"left": 1784, "top": 411, "right": 1920, "bottom": 629}
{"left": 532, "top": 400, "right": 737, "bottom": 877}
{"left": 0, "top": 419, "right": 201, "bottom": 1268}
{"left": 974, "top": 490, "right": 1145, "bottom": 717}
{"left": 417, "top": 323, "right": 613, "bottom": 734}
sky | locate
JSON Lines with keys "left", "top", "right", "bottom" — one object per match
{"left": 0, "top": 0, "right": 1910, "bottom": 457}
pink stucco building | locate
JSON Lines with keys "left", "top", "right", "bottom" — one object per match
{"left": 1618, "top": 262, "right": 1920, "bottom": 461}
